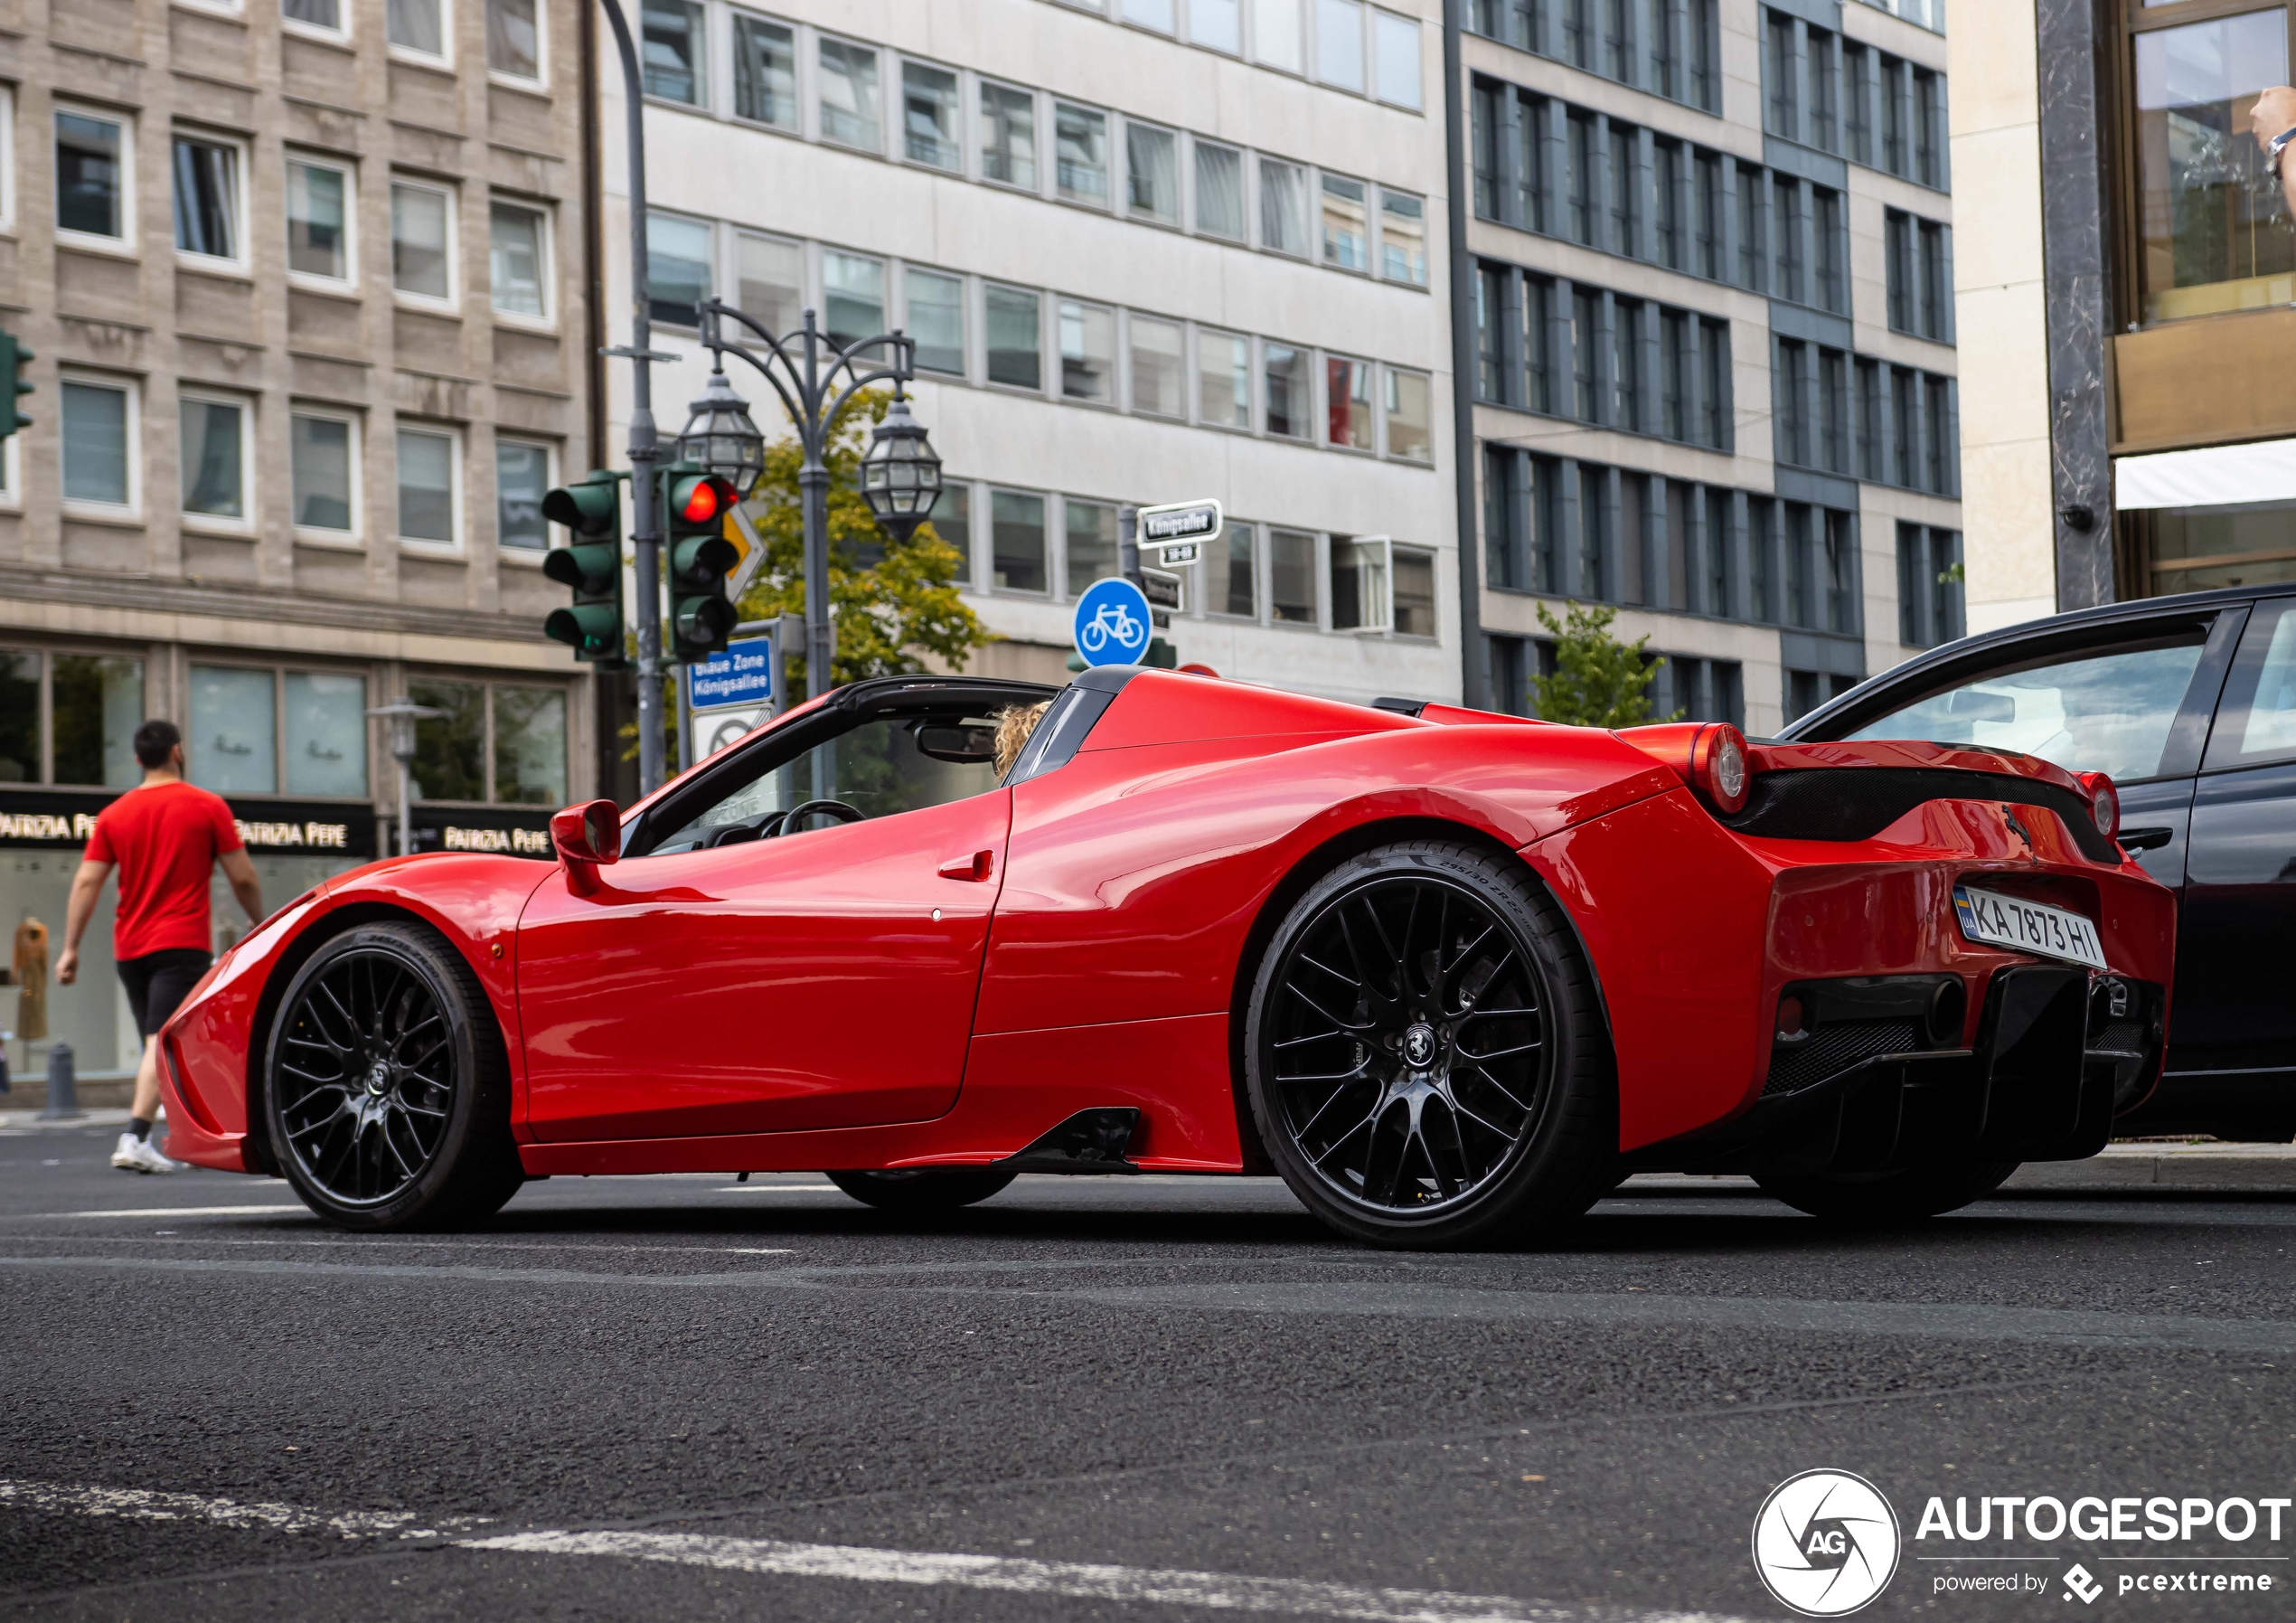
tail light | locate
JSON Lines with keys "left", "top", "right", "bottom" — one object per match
{"left": 1615, "top": 722, "right": 1758, "bottom": 815}
{"left": 2075, "top": 770, "right": 2120, "bottom": 840}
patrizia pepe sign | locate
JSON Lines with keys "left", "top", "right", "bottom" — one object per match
{"left": 0, "top": 788, "right": 378, "bottom": 859}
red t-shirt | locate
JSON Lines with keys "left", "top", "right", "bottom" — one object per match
{"left": 86, "top": 780, "right": 245, "bottom": 960}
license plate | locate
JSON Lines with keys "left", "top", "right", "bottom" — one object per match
{"left": 1953, "top": 885, "right": 2106, "bottom": 971}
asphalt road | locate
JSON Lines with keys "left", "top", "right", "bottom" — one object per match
{"left": 5, "top": 1123, "right": 2293, "bottom": 1622}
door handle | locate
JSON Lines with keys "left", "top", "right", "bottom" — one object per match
{"left": 2118, "top": 826, "right": 2174, "bottom": 853}
{"left": 937, "top": 850, "right": 994, "bottom": 882}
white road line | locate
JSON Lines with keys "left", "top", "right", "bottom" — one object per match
{"left": 0, "top": 1479, "right": 488, "bottom": 1540}
{"left": 33, "top": 1205, "right": 309, "bottom": 1219}
{"left": 712, "top": 1183, "right": 842, "bottom": 1193}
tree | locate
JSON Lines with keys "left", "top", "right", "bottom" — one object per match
{"left": 1524, "top": 600, "right": 1680, "bottom": 728}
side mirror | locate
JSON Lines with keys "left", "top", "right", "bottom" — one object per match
{"left": 550, "top": 798, "right": 622, "bottom": 890}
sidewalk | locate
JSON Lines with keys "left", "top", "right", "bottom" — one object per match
{"left": 0, "top": 1108, "right": 136, "bottom": 1134}
{"left": 1625, "top": 1143, "right": 2296, "bottom": 1196}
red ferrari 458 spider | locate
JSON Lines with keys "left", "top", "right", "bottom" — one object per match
{"left": 158, "top": 666, "right": 2177, "bottom": 1247}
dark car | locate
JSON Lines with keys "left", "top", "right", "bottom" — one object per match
{"left": 1782, "top": 583, "right": 2296, "bottom": 1141}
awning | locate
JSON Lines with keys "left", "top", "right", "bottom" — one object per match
{"left": 2115, "top": 438, "right": 2296, "bottom": 509}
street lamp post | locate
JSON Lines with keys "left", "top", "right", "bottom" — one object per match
{"left": 366, "top": 700, "right": 441, "bottom": 859}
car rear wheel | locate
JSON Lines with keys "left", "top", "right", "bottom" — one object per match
{"left": 265, "top": 922, "right": 523, "bottom": 1231}
{"left": 826, "top": 1168, "right": 1018, "bottom": 1212}
{"left": 1245, "top": 839, "right": 1617, "bottom": 1250}
{"left": 1755, "top": 1160, "right": 2020, "bottom": 1223}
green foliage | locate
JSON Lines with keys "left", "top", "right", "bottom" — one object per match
{"left": 1936, "top": 560, "right": 1966, "bottom": 586}
{"left": 1524, "top": 600, "right": 1681, "bottom": 729}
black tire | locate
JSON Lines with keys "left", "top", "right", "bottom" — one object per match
{"left": 265, "top": 922, "right": 523, "bottom": 1231}
{"left": 827, "top": 1168, "right": 1018, "bottom": 1212}
{"left": 1244, "top": 839, "right": 1617, "bottom": 1250}
{"left": 1754, "top": 1160, "right": 2020, "bottom": 1223}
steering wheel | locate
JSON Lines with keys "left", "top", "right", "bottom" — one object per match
{"left": 770, "top": 798, "right": 866, "bottom": 836}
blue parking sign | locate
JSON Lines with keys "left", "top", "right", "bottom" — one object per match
{"left": 1071, "top": 577, "right": 1153, "bottom": 668}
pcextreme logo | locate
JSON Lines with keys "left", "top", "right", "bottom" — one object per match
{"left": 1751, "top": 1469, "right": 1903, "bottom": 1617}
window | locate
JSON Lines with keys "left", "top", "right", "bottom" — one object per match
{"left": 1654, "top": 140, "right": 1682, "bottom": 269}
{"left": 1391, "top": 547, "right": 1435, "bottom": 636}
{"left": 1881, "top": 53, "right": 1905, "bottom": 174}
{"left": 494, "top": 686, "right": 568, "bottom": 806}
{"left": 981, "top": 82, "right": 1037, "bottom": 189}
{"left": 1566, "top": 112, "right": 1594, "bottom": 243}
{"left": 1772, "top": 177, "right": 1802, "bottom": 304}
{"left": 1924, "top": 374, "right": 1953, "bottom": 492}
{"left": 1126, "top": 123, "right": 1179, "bottom": 224}
{"left": 2, "top": 651, "right": 108, "bottom": 786}
{"left": 397, "top": 425, "right": 458, "bottom": 546}
{"left": 287, "top": 157, "right": 353, "bottom": 283}
{"left": 1373, "top": 9, "right": 1421, "bottom": 108}
{"left": 985, "top": 285, "right": 1042, "bottom": 389}
{"left": 818, "top": 39, "right": 881, "bottom": 151}
{"left": 991, "top": 489, "right": 1047, "bottom": 592}
{"left": 496, "top": 439, "right": 550, "bottom": 550}
{"left": 1608, "top": 123, "right": 1637, "bottom": 256}
{"left": 1384, "top": 368, "right": 1430, "bottom": 462}
{"left": 1254, "top": 0, "right": 1304, "bottom": 72}
{"left": 281, "top": 672, "right": 368, "bottom": 798}
{"left": 1130, "top": 316, "right": 1184, "bottom": 417}
{"left": 1195, "top": 140, "right": 1245, "bottom": 238}
{"left": 1259, "top": 157, "right": 1307, "bottom": 254}
{"left": 1914, "top": 67, "right": 1942, "bottom": 186}
{"left": 823, "top": 251, "right": 885, "bottom": 354}
{"left": 1056, "top": 104, "right": 1109, "bottom": 206}
{"left": 646, "top": 212, "right": 712, "bottom": 326}
{"left": 1471, "top": 78, "right": 1501, "bottom": 219}
{"left": 1124, "top": 0, "right": 1176, "bottom": 30}
{"left": 1814, "top": 187, "right": 1843, "bottom": 313}
{"left": 1220, "top": 523, "right": 1256, "bottom": 617}
{"left": 1919, "top": 222, "right": 1949, "bottom": 339}
{"left": 489, "top": 200, "right": 548, "bottom": 320}
{"left": 1326, "top": 355, "right": 1373, "bottom": 449}
{"left": 1895, "top": 523, "right": 1961, "bottom": 648}
{"left": 1331, "top": 536, "right": 1391, "bottom": 632}
{"left": 189, "top": 666, "right": 278, "bottom": 795}
{"left": 1192, "top": 0, "right": 1242, "bottom": 52}
{"left": 1474, "top": 264, "right": 1503, "bottom": 401}
{"left": 47, "top": 655, "right": 145, "bottom": 788}
{"left": 410, "top": 679, "right": 485, "bottom": 801}
{"left": 1856, "top": 359, "right": 1882, "bottom": 481}
{"left": 487, "top": 0, "right": 541, "bottom": 80}
{"left": 1694, "top": 155, "right": 1721, "bottom": 278}
{"left": 1809, "top": 26, "right": 1838, "bottom": 152}
{"left": 1264, "top": 342, "right": 1308, "bottom": 439}
{"left": 908, "top": 269, "right": 965, "bottom": 376}
{"left": 283, "top": 0, "right": 343, "bottom": 32}
{"left": 1819, "top": 349, "right": 1847, "bottom": 473}
{"left": 932, "top": 483, "right": 970, "bottom": 576}
{"left": 641, "top": 0, "right": 707, "bottom": 105}
{"left": 1701, "top": 319, "right": 1728, "bottom": 448}
{"left": 1270, "top": 529, "right": 1318, "bottom": 623}
{"left": 2209, "top": 603, "right": 2296, "bottom": 768}
{"left": 1199, "top": 329, "right": 1250, "bottom": 429}
{"left": 735, "top": 231, "right": 801, "bottom": 337}
{"left": 1064, "top": 498, "right": 1117, "bottom": 596}
{"left": 391, "top": 179, "right": 454, "bottom": 303}
{"left": 1611, "top": 300, "right": 1640, "bottom": 430}
{"left": 1766, "top": 11, "right": 1796, "bottom": 137}
{"left": 174, "top": 133, "right": 243, "bottom": 263}
{"left": 1823, "top": 510, "right": 1854, "bottom": 634}
{"left": 388, "top": 0, "right": 446, "bottom": 57}
{"left": 1886, "top": 209, "right": 1914, "bottom": 331}
{"left": 61, "top": 381, "right": 132, "bottom": 509}
{"left": 1316, "top": 0, "right": 1365, "bottom": 90}
{"left": 180, "top": 394, "right": 248, "bottom": 523}
{"left": 734, "top": 14, "right": 798, "bottom": 129}
{"left": 1571, "top": 288, "right": 1598, "bottom": 421}
{"left": 1525, "top": 277, "right": 1555, "bottom": 411}
{"left": 292, "top": 411, "right": 358, "bottom": 534}
{"left": 1321, "top": 174, "right": 1368, "bottom": 271}
{"left": 1059, "top": 300, "right": 1115, "bottom": 402}
{"left": 901, "top": 61, "right": 959, "bottom": 168}
{"left": 1736, "top": 163, "right": 1764, "bottom": 289}
{"left": 1844, "top": 41, "right": 1870, "bottom": 164}
{"left": 56, "top": 109, "right": 128, "bottom": 244}
{"left": 1661, "top": 311, "right": 1686, "bottom": 440}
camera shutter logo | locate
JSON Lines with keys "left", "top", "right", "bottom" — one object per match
{"left": 1750, "top": 1469, "right": 1901, "bottom": 1617}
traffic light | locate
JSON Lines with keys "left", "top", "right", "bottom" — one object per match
{"left": 0, "top": 331, "right": 33, "bottom": 441}
{"left": 663, "top": 462, "right": 740, "bottom": 662}
{"left": 541, "top": 470, "right": 628, "bottom": 666}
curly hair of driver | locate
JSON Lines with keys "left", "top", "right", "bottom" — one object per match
{"left": 993, "top": 701, "right": 1052, "bottom": 777}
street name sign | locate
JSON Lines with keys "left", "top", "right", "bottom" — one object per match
{"left": 1138, "top": 498, "right": 1222, "bottom": 553}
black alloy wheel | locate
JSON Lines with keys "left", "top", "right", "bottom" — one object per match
{"left": 266, "top": 922, "right": 522, "bottom": 1231}
{"left": 1246, "top": 840, "right": 1616, "bottom": 1249}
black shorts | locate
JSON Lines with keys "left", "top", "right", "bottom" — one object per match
{"left": 118, "top": 948, "right": 214, "bottom": 1041}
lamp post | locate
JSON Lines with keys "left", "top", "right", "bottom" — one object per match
{"left": 366, "top": 700, "right": 440, "bottom": 859}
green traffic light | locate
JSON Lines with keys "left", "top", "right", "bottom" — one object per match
{"left": 0, "top": 332, "right": 33, "bottom": 439}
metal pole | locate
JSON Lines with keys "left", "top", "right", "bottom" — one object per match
{"left": 796, "top": 310, "right": 834, "bottom": 801}
{"left": 1119, "top": 504, "right": 1140, "bottom": 585}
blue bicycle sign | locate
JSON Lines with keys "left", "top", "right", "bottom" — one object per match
{"left": 1071, "top": 577, "right": 1154, "bottom": 667}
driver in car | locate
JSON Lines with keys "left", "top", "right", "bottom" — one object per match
{"left": 994, "top": 701, "right": 1050, "bottom": 778}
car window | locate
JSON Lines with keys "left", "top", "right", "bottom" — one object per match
{"left": 1842, "top": 638, "right": 2207, "bottom": 782}
{"left": 2204, "top": 602, "right": 2296, "bottom": 769}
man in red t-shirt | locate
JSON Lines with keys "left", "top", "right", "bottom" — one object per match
{"left": 58, "top": 720, "right": 264, "bottom": 1174}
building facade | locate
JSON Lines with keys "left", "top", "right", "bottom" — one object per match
{"left": 598, "top": 0, "right": 1460, "bottom": 706}
{"left": 1453, "top": 0, "right": 1961, "bottom": 730}
{"left": 1, "top": 0, "right": 597, "bottom": 1083}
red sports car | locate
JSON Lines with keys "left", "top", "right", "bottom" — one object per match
{"left": 158, "top": 666, "right": 2176, "bottom": 1248}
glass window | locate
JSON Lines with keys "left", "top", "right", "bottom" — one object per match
{"left": 735, "top": 231, "right": 801, "bottom": 336}
{"left": 174, "top": 135, "right": 240, "bottom": 260}
{"left": 398, "top": 427, "right": 456, "bottom": 544}
{"left": 823, "top": 250, "right": 886, "bottom": 354}
{"left": 1392, "top": 547, "right": 1435, "bottom": 637}
{"left": 1315, "top": 0, "right": 1365, "bottom": 90}
{"left": 1331, "top": 537, "right": 1389, "bottom": 631}
{"left": 52, "top": 656, "right": 145, "bottom": 789}
{"left": 991, "top": 488, "right": 1047, "bottom": 592}
{"left": 285, "top": 672, "right": 368, "bottom": 797}
{"left": 1192, "top": 0, "right": 1241, "bottom": 52}
{"left": 733, "top": 14, "right": 796, "bottom": 128}
{"left": 388, "top": 0, "right": 444, "bottom": 53}
{"left": 490, "top": 201, "right": 548, "bottom": 318}
{"left": 409, "top": 679, "right": 485, "bottom": 801}
{"left": 1126, "top": 123, "right": 1179, "bottom": 223}
{"left": 1844, "top": 640, "right": 2208, "bottom": 784}
{"left": 981, "top": 82, "right": 1037, "bottom": 189}
{"left": 292, "top": 414, "right": 355, "bottom": 533}
{"left": 1059, "top": 299, "right": 1115, "bottom": 402}
{"left": 1372, "top": 9, "right": 1421, "bottom": 108}
{"left": 0, "top": 652, "right": 34, "bottom": 782}
{"left": 1326, "top": 355, "right": 1373, "bottom": 449}
{"left": 641, "top": 0, "right": 707, "bottom": 105}
{"left": 487, "top": 0, "right": 541, "bottom": 80}
{"left": 1065, "top": 498, "right": 1117, "bottom": 597}
{"left": 902, "top": 61, "right": 960, "bottom": 168}
{"left": 2150, "top": 501, "right": 2296, "bottom": 594}
{"left": 908, "top": 269, "right": 965, "bottom": 376}
{"left": 181, "top": 398, "right": 245, "bottom": 519}
{"left": 287, "top": 159, "right": 350, "bottom": 280}
{"left": 930, "top": 482, "right": 969, "bottom": 575}
{"left": 1321, "top": 174, "right": 1368, "bottom": 270}
{"left": 1130, "top": 316, "right": 1184, "bottom": 417}
{"left": 57, "top": 110, "right": 125, "bottom": 240}
{"left": 1264, "top": 342, "right": 1308, "bottom": 439}
{"left": 1220, "top": 523, "right": 1256, "bottom": 617}
{"left": 1198, "top": 329, "right": 1250, "bottom": 428}
{"left": 190, "top": 665, "right": 278, "bottom": 795}
{"left": 284, "top": 0, "right": 343, "bottom": 28}
{"left": 1254, "top": 0, "right": 1304, "bottom": 71}
{"left": 497, "top": 439, "right": 550, "bottom": 550}
{"left": 494, "top": 686, "right": 568, "bottom": 805}
{"left": 818, "top": 39, "right": 881, "bottom": 151}
{"left": 646, "top": 212, "right": 711, "bottom": 326}
{"left": 985, "top": 285, "right": 1042, "bottom": 390}
{"left": 1259, "top": 157, "right": 1307, "bottom": 254}
{"left": 391, "top": 180, "right": 452, "bottom": 300}
{"left": 1379, "top": 189, "right": 1426, "bottom": 285}
{"left": 1270, "top": 528, "right": 1317, "bottom": 623}
{"left": 1055, "top": 104, "right": 1110, "bottom": 206}
{"left": 1384, "top": 368, "right": 1430, "bottom": 462}
{"left": 1194, "top": 140, "right": 1245, "bottom": 238}
{"left": 61, "top": 382, "right": 129, "bottom": 506}
{"left": 1124, "top": 0, "right": 1175, "bottom": 30}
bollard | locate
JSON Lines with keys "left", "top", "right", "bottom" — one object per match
{"left": 37, "top": 1042, "right": 79, "bottom": 1120}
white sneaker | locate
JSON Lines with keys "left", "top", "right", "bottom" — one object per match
{"left": 110, "top": 1134, "right": 180, "bottom": 1175}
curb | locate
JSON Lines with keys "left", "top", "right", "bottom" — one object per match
{"left": 1622, "top": 1144, "right": 2296, "bottom": 1197}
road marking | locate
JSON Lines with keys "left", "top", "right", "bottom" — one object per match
{"left": 0, "top": 1479, "right": 488, "bottom": 1540}
{"left": 713, "top": 1183, "right": 841, "bottom": 1192}
{"left": 32, "top": 1205, "right": 309, "bottom": 1219}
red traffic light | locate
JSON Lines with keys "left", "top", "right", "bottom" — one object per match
{"left": 669, "top": 472, "right": 737, "bottom": 526}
